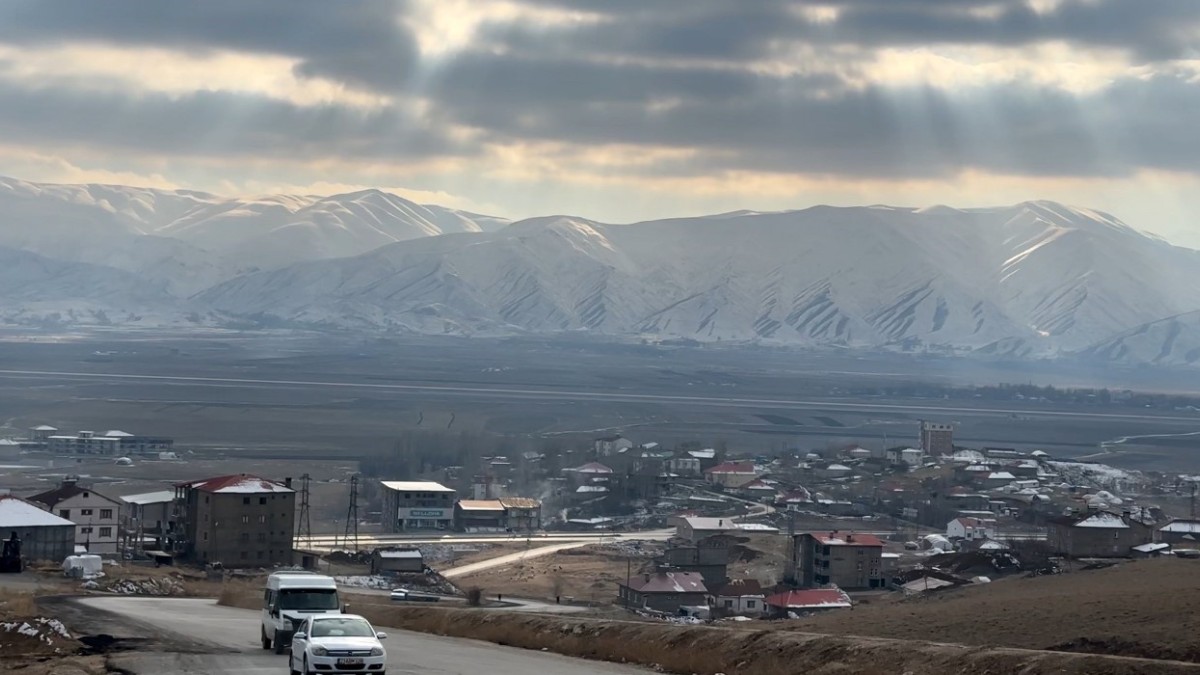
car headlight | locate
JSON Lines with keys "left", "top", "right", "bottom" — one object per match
{"left": 311, "top": 646, "right": 328, "bottom": 656}
{"left": 370, "top": 647, "right": 384, "bottom": 657}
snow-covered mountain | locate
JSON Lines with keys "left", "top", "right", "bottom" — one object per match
{"left": 0, "top": 246, "right": 180, "bottom": 326}
{"left": 197, "top": 202, "right": 1200, "bottom": 356}
{"left": 4, "top": 175, "right": 1200, "bottom": 365}
{"left": 154, "top": 188, "right": 509, "bottom": 270}
{"left": 1080, "top": 311, "right": 1200, "bottom": 366}
{"left": 0, "top": 177, "right": 509, "bottom": 291}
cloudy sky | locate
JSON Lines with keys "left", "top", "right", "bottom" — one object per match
{"left": 2, "top": 1, "right": 1198, "bottom": 244}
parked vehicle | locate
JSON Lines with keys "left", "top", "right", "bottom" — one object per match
{"left": 389, "top": 588, "right": 440, "bottom": 602}
{"left": 261, "top": 571, "right": 342, "bottom": 654}
{"left": 289, "top": 614, "right": 387, "bottom": 675}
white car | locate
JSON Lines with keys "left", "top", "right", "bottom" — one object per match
{"left": 289, "top": 614, "right": 387, "bottom": 675}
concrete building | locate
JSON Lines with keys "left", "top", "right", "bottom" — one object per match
{"left": 1157, "top": 519, "right": 1200, "bottom": 546}
{"left": 499, "top": 497, "right": 542, "bottom": 532}
{"left": 28, "top": 478, "right": 123, "bottom": 555}
{"left": 676, "top": 516, "right": 738, "bottom": 542}
{"left": 40, "top": 428, "right": 173, "bottom": 456}
{"left": 712, "top": 579, "right": 765, "bottom": 617}
{"left": 0, "top": 495, "right": 76, "bottom": 562}
{"left": 920, "top": 421, "right": 954, "bottom": 455}
{"left": 617, "top": 571, "right": 708, "bottom": 613}
{"left": 947, "top": 517, "right": 996, "bottom": 541}
{"left": 594, "top": 435, "right": 634, "bottom": 456}
{"left": 795, "top": 531, "right": 885, "bottom": 590}
{"left": 703, "top": 461, "right": 758, "bottom": 488}
{"left": 379, "top": 481, "right": 455, "bottom": 533}
{"left": 454, "top": 500, "right": 506, "bottom": 532}
{"left": 371, "top": 548, "right": 424, "bottom": 574}
{"left": 174, "top": 474, "right": 295, "bottom": 567}
{"left": 656, "top": 535, "right": 733, "bottom": 587}
{"left": 46, "top": 431, "right": 120, "bottom": 456}
{"left": 1047, "top": 511, "right": 1152, "bottom": 558}
{"left": 119, "top": 490, "right": 177, "bottom": 554}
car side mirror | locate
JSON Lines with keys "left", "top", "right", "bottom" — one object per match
{"left": 341, "top": 604, "right": 350, "bottom": 613}
{"left": 376, "top": 632, "right": 387, "bottom": 640}
{"left": 294, "top": 632, "right": 307, "bottom": 640}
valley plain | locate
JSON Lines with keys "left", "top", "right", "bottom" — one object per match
{"left": 2, "top": 329, "right": 1199, "bottom": 472}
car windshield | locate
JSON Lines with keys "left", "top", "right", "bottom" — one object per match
{"left": 279, "top": 589, "right": 339, "bottom": 610}
{"left": 311, "top": 618, "right": 375, "bottom": 638}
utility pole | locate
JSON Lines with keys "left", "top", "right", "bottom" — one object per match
{"left": 295, "top": 473, "right": 313, "bottom": 548}
{"left": 624, "top": 556, "right": 632, "bottom": 610}
{"left": 342, "top": 474, "right": 360, "bottom": 552}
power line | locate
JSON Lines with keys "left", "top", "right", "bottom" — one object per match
{"left": 295, "top": 473, "right": 312, "bottom": 548}
{"left": 342, "top": 474, "right": 360, "bottom": 552}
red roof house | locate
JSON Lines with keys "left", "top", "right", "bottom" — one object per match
{"left": 764, "top": 587, "right": 852, "bottom": 616}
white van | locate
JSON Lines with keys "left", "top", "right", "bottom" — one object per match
{"left": 261, "top": 571, "right": 342, "bottom": 654}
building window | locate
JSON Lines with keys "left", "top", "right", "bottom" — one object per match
{"left": 258, "top": 497, "right": 266, "bottom": 505}
{"left": 59, "top": 509, "right": 70, "bottom": 519}
{"left": 241, "top": 551, "right": 248, "bottom": 559}
{"left": 81, "top": 509, "right": 94, "bottom": 516}
{"left": 724, "top": 600, "right": 733, "bottom": 608}
{"left": 257, "top": 532, "right": 266, "bottom": 542}
{"left": 747, "top": 601, "right": 756, "bottom": 608}
{"left": 80, "top": 527, "right": 93, "bottom": 534}
{"left": 100, "top": 509, "right": 113, "bottom": 520}
{"left": 241, "top": 515, "right": 249, "bottom": 524}
{"left": 243, "top": 497, "right": 250, "bottom": 505}
{"left": 258, "top": 515, "right": 266, "bottom": 524}
{"left": 99, "top": 527, "right": 112, "bottom": 538}
{"left": 240, "top": 533, "right": 250, "bottom": 542}
{"left": 203, "top": 532, "right": 208, "bottom": 541}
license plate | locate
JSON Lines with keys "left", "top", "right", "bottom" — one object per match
{"left": 336, "top": 658, "right": 364, "bottom": 666}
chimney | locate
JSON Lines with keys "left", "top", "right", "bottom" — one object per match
{"left": 644, "top": 573, "right": 651, "bottom": 582}
{"left": 284, "top": 477, "right": 293, "bottom": 488}
{"left": 847, "top": 533, "right": 854, "bottom": 543}
{"left": 62, "top": 476, "right": 78, "bottom": 488}
{"left": 1122, "top": 509, "right": 1131, "bottom": 520}
{"left": 718, "top": 519, "right": 723, "bottom": 527}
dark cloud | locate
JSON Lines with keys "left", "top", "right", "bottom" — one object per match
{"left": 0, "top": 80, "right": 470, "bottom": 163}
{"left": 0, "top": 0, "right": 1196, "bottom": 184}
{"left": 496, "top": 0, "right": 1200, "bottom": 63}
{"left": 0, "top": 0, "right": 420, "bottom": 88}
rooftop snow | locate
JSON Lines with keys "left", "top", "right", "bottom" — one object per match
{"left": 0, "top": 496, "right": 76, "bottom": 527}
{"left": 809, "top": 532, "right": 885, "bottom": 547}
{"left": 120, "top": 490, "right": 175, "bottom": 505}
{"left": 378, "top": 549, "right": 422, "bottom": 559}
{"left": 182, "top": 474, "right": 293, "bottom": 494}
{"left": 1074, "top": 512, "right": 1129, "bottom": 529}
{"left": 456, "top": 500, "right": 504, "bottom": 511}
{"left": 1160, "top": 520, "right": 1200, "bottom": 533}
{"left": 765, "top": 588, "right": 852, "bottom": 609}
{"left": 380, "top": 481, "right": 454, "bottom": 493}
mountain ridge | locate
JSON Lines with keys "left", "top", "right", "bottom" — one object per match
{"left": 2, "top": 175, "right": 1199, "bottom": 366}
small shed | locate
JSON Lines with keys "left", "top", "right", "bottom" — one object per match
{"left": 372, "top": 548, "right": 425, "bottom": 574}
{"left": 0, "top": 495, "right": 75, "bottom": 563}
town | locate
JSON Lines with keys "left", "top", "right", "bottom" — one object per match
{"left": 3, "top": 417, "right": 1199, "bottom": 625}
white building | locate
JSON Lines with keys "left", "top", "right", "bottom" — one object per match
{"left": 27, "top": 478, "right": 123, "bottom": 555}
{"left": 379, "top": 481, "right": 456, "bottom": 533}
{"left": 947, "top": 517, "right": 996, "bottom": 541}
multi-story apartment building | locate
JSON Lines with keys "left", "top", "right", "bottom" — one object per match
{"left": 28, "top": 477, "right": 123, "bottom": 555}
{"left": 920, "top": 421, "right": 955, "bottom": 455}
{"left": 795, "top": 531, "right": 885, "bottom": 590}
{"left": 379, "top": 481, "right": 456, "bottom": 532}
{"left": 44, "top": 429, "right": 173, "bottom": 457}
{"left": 174, "top": 474, "right": 295, "bottom": 567}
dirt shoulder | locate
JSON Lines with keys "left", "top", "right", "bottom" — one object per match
{"left": 369, "top": 606, "right": 1200, "bottom": 675}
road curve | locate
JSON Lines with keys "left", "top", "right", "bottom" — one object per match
{"left": 75, "top": 596, "right": 647, "bottom": 675}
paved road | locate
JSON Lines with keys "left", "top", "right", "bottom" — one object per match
{"left": 74, "top": 597, "right": 647, "bottom": 675}
{"left": 298, "top": 529, "right": 674, "bottom": 551}
{"left": 3, "top": 367, "right": 1197, "bottom": 421}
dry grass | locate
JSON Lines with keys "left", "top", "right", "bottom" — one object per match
{"left": 783, "top": 557, "right": 1200, "bottom": 662}
{"left": 0, "top": 588, "right": 40, "bottom": 616}
{"left": 367, "top": 607, "right": 1200, "bottom": 675}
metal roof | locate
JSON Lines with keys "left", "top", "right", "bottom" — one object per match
{"left": 380, "top": 481, "right": 454, "bottom": 493}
